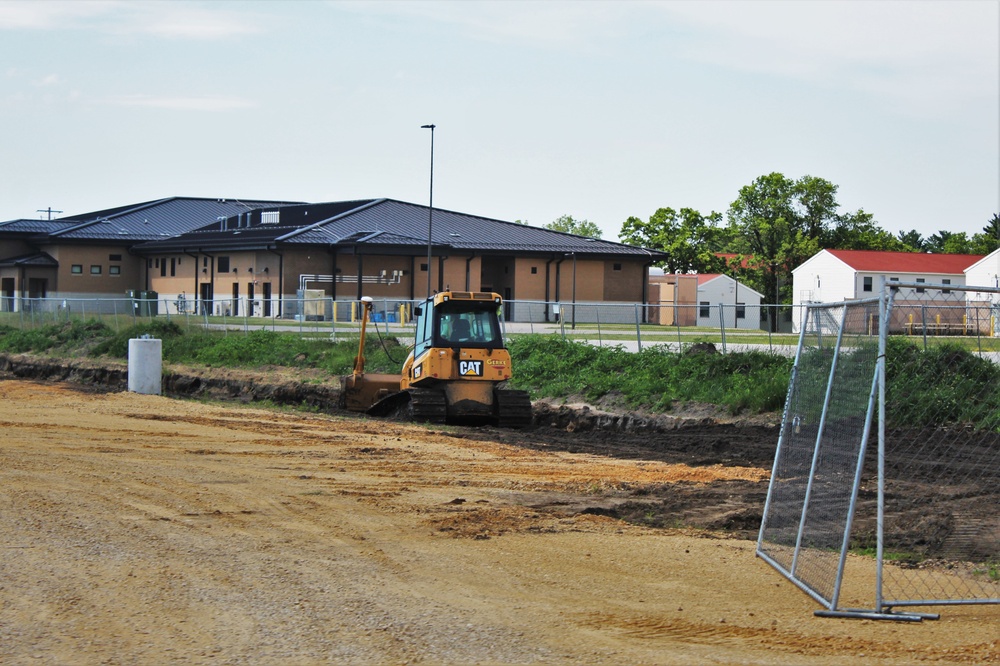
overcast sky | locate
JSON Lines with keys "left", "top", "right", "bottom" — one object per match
{"left": 2, "top": 0, "right": 997, "bottom": 243}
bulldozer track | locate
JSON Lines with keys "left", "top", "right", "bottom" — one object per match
{"left": 407, "top": 388, "right": 448, "bottom": 424}
{"left": 496, "top": 389, "right": 532, "bottom": 429}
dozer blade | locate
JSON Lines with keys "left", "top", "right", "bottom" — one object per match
{"left": 365, "top": 389, "right": 413, "bottom": 418}
{"left": 339, "top": 373, "right": 403, "bottom": 413}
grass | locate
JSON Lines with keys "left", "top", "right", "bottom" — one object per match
{"left": 2, "top": 318, "right": 997, "bottom": 423}
{"left": 506, "top": 334, "right": 791, "bottom": 415}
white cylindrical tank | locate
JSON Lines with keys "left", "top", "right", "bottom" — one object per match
{"left": 128, "top": 337, "right": 162, "bottom": 395}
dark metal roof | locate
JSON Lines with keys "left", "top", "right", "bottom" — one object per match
{"left": 0, "top": 252, "right": 58, "bottom": 267}
{"left": 0, "top": 218, "right": 79, "bottom": 236}
{"left": 48, "top": 197, "right": 303, "bottom": 243}
{"left": 133, "top": 198, "right": 664, "bottom": 260}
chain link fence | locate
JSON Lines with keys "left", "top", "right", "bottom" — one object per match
{"left": 0, "top": 296, "right": 816, "bottom": 354}
{"left": 757, "top": 299, "right": 881, "bottom": 610}
{"left": 758, "top": 280, "right": 1000, "bottom": 620}
{"left": 879, "top": 282, "right": 1000, "bottom": 610}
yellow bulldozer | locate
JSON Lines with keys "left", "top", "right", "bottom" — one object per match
{"left": 340, "top": 291, "right": 532, "bottom": 427}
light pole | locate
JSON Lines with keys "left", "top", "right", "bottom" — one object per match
{"left": 421, "top": 124, "right": 436, "bottom": 298}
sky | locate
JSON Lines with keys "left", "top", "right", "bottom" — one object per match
{"left": 1, "top": 0, "right": 998, "bottom": 244}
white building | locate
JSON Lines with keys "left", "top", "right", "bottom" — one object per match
{"left": 964, "top": 247, "right": 1000, "bottom": 293}
{"left": 791, "top": 249, "right": 984, "bottom": 333}
{"left": 649, "top": 270, "right": 763, "bottom": 329}
{"left": 695, "top": 274, "right": 764, "bottom": 329}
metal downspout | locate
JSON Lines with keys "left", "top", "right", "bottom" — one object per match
{"left": 544, "top": 257, "right": 555, "bottom": 322}
{"left": 409, "top": 256, "right": 416, "bottom": 301}
{"left": 267, "top": 248, "right": 283, "bottom": 318}
{"left": 554, "top": 255, "right": 566, "bottom": 321}
{"left": 465, "top": 254, "right": 475, "bottom": 291}
{"left": 437, "top": 255, "right": 448, "bottom": 293}
{"left": 185, "top": 250, "right": 199, "bottom": 299}
{"left": 356, "top": 253, "right": 364, "bottom": 300}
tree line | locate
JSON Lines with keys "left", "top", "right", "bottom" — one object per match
{"left": 545, "top": 172, "right": 1000, "bottom": 305}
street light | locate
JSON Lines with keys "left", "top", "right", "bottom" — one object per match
{"left": 421, "top": 124, "right": 436, "bottom": 298}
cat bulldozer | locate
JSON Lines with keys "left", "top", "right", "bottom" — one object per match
{"left": 340, "top": 292, "right": 532, "bottom": 427}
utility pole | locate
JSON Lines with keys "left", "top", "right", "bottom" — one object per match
{"left": 37, "top": 207, "right": 63, "bottom": 220}
{"left": 421, "top": 124, "right": 436, "bottom": 298}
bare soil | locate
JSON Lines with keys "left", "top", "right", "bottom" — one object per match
{"left": 0, "top": 367, "right": 997, "bottom": 663}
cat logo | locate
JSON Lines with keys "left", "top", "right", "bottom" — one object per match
{"left": 459, "top": 360, "right": 483, "bottom": 376}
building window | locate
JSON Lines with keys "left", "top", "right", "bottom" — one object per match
{"left": 613, "top": 263, "right": 622, "bottom": 271}
{"left": 71, "top": 264, "right": 83, "bottom": 275}
{"left": 203, "top": 256, "right": 208, "bottom": 268}
{"left": 261, "top": 211, "right": 280, "bottom": 224}
{"left": 420, "top": 263, "right": 428, "bottom": 272}
{"left": 109, "top": 254, "right": 122, "bottom": 261}
{"left": 916, "top": 278, "right": 925, "bottom": 294}
{"left": 170, "top": 257, "right": 176, "bottom": 277}
{"left": 109, "top": 266, "right": 121, "bottom": 276}
{"left": 217, "top": 256, "right": 230, "bottom": 273}
{"left": 736, "top": 303, "right": 746, "bottom": 319}
{"left": 942, "top": 278, "right": 951, "bottom": 294}
{"left": 863, "top": 276, "right": 873, "bottom": 292}
{"left": 90, "top": 265, "right": 102, "bottom": 275}
{"left": 699, "top": 301, "right": 710, "bottom": 318}
{"left": 147, "top": 259, "right": 152, "bottom": 268}
{"left": 531, "top": 266, "right": 537, "bottom": 275}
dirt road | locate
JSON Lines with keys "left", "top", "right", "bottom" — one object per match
{"left": 1, "top": 380, "right": 996, "bottom": 664}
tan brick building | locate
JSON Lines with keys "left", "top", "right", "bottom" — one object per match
{"left": 1, "top": 197, "right": 664, "bottom": 322}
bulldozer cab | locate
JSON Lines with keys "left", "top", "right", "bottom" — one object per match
{"left": 413, "top": 292, "right": 504, "bottom": 358}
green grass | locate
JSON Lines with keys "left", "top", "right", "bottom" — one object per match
{"left": 506, "top": 335, "right": 791, "bottom": 415}
{"left": 2, "top": 319, "right": 997, "bottom": 423}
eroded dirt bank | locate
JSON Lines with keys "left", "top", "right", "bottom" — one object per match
{"left": 1, "top": 379, "right": 997, "bottom": 665}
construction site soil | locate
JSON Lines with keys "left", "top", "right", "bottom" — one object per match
{"left": 0, "top": 354, "right": 996, "bottom": 664}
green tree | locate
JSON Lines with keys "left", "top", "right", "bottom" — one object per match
{"left": 970, "top": 213, "right": 1000, "bottom": 254}
{"left": 896, "top": 229, "right": 925, "bottom": 251}
{"left": 724, "top": 173, "right": 830, "bottom": 309}
{"left": 545, "top": 214, "right": 602, "bottom": 238}
{"left": 618, "top": 207, "right": 727, "bottom": 274}
{"left": 826, "top": 210, "right": 909, "bottom": 251}
{"left": 925, "top": 230, "right": 972, "bottom": 254}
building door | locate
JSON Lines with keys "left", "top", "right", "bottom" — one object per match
{"left": 262, "top": 282, "right": 272, "bottom": 317}
{"left": 1, "top": 277, "right": 14, "bottom": 312}
{"left": 232, "top": 282, "right": 239, "bottom": 317}
{"left": 27, "top": 278, "right": 47, "bottom": 299}
{"left": 199, "top": 283, "right": 213, "bottom": 315}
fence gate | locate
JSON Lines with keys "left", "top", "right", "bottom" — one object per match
{"left": 758, "top": 280, "right": 1000, "bottom": 621}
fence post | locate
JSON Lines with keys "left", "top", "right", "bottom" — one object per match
{"left": 634, "top": 303, "right": 642, "bottom": 352}
{"left": 767, "top": 305, "right": 774, "bottom": 352}
{"left": 718, "top": 304, "right": 727, "bottom": 353}
{"left": 920, "top": 304, "right": 928, "bottom": 350}
{"left": 596, "top": 305, "right": 602, "bottom": 347}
